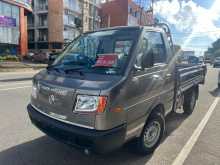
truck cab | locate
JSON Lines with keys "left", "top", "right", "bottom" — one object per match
{"left": 27, "top": 26, "right": 205, "bottom": 155}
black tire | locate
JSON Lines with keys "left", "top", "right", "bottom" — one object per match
{"left": 183, "top": 88, "right": 197, "bottom": 115}
{"left": 135, "top": 112, "right": 165, "bottom": 155}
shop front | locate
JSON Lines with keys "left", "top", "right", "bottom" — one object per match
{"left": 0, "top": 0, "right": 32, "bottom": 57}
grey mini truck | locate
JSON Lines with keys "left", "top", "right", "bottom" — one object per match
{"left": 27, "top": 25, "right": 206, "bottom": 155}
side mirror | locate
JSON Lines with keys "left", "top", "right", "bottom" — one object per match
{"left": 48, "top": 54, "right": 58, "bottom": 66}
{"left": 141, "top": 51, "right": 154, "bottom": 68}
{"left": 134, "top": 64, "right": 142, "bottom": 71}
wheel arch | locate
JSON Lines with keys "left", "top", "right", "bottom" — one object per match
{"left": 134, "top": 103, "right": 166, "bottom": 139}
{"left": 148, "top": 104, "right": 165, "bottom": 118}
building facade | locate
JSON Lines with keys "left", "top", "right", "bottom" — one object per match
{"left": 100, "top": 0, "right": 153, "bottom": 28}
{"left": 82, "top": 0, "right": 101, "bottom": 32}
{"left": 28, "top": 0, "right": 101, "bottom": 53}
{"left": 0, "top": 0, "right": 32, "bottom": 57}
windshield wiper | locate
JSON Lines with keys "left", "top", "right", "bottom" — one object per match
{"left": 47, "top": 65, "right": 63, "bottom": 73}
{"left": 63, "top": 66, "right": 85, "bottom": 76}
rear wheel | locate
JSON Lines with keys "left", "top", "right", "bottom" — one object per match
{"left": 135, "top": 112, "right": 165, "bottom": 155}
{"left": 183, "top": 88, "right": 197, "bottom": 115}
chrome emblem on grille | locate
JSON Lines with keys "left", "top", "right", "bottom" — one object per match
{"left": 49, "top": 95, "right": 56, "bottom": 105}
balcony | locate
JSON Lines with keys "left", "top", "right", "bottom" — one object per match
{"left": 36, "top": 0, "right": 48, "bottom": 13}
{"left": 36, "top": 6, "right": 48, "bottom": 13}
{"left": 63, "top": 0, "right": 82, "bottom": 14}
{"left": 37, "top": 22, "right": 48, "bottom": 28}
{"left": 127, "top": 14, "right": 139, "bottom": 26}
{"left": 38, "top": 37, "right": 48, "bottom": 42}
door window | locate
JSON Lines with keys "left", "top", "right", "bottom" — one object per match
{"left": 146, "top": 32, "right": 167, "bottom": 64}
{"left": 140, "top": 32, "right": 167, "bottom": 67}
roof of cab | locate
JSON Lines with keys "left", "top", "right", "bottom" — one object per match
{"left": 84, "top": 25, "right": 164, "bottom": 34}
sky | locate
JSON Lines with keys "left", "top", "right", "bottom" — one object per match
{"left": 152, "top": 0, "right": 220, "bottom": 56}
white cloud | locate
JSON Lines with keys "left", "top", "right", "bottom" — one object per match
{"left": 154, "top": 0, "right": 220, "bottom": 40}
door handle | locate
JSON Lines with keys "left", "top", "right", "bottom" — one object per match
{"left": 152, "top": 74, "right": 163, "bottom": 80}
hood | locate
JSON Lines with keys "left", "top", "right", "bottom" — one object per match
{"left": 34, "top": 70, "right": 122, "bottom": 94}
{"left": 31, "top": 70, "right": 123, "bottom": 128}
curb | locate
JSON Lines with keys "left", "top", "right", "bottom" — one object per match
{"left": 0, "top": 67, "right": 44, "bottom": 72}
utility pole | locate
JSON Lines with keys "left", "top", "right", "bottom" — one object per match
{"left": 151, "top": 0, "right": 154, "bottom": 19}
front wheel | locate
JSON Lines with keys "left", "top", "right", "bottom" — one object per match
{"left": 135, "top": 112, "right": 165, "bottom": 155}
{"left": 183, "top": 88, "right": 197, "bottom": 115}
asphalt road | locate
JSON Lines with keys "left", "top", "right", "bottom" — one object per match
{"left": 0, "top": 66, "right": 219, "bottom": 165}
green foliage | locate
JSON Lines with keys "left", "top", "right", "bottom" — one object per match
{"left": 205, "top": 38, "right": 220, "bottom": 59}
{"left": 0, "top": 55, "right": 19, "bottom": 62}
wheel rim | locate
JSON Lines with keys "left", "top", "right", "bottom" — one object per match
{"left": 143, "top": 121, "right": 161, "bottom": 148}
{"left": 190, "top": 91, "right": 196, "bottom": 109}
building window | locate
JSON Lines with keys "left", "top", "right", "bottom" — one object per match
{"left": 27, "top": 13, "right": 34, "bottom": 27}
{"left": 64, "top": 0, "right": 81, "bottom": 13}
{"left": 51, "top": 42, "right": 62, "bottom": 49}
{"left": 38, "top": 29, "right": 48, "bottom": 41}
{"left": 37, "top": 0, "right": 48, "bottom": 10}
{"left": 128, "top": 5, "right": 132, "bottom": 14}
{"left": 28, "top": 43, "right": 35, "bottom": 49}
{"left": 0, "top": 1, "right": 20, "bottom": 45}
{"left": 37, "top": 42, "right": 49, "bottom": 49}
{"left": 28, "top": 30, "right": 35, "bottom": 42}
{"left": 63, "top": 11, "right": 77, "bottom": 27}
{"left": 38, "top": 14, "right": 48, "bottom": 26}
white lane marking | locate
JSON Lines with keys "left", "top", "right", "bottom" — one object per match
{"left": 0, "top": 86, "right": 32, "bottom": 91}
{"left": 0, "top": 82, "right": 31, "bottom": 87}
{"left": 172, "top": 96, "right": 220, "bottom": 165}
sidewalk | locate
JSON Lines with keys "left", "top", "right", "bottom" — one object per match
{"left": 0, "top": 61, "right": 46, "bottom": 72}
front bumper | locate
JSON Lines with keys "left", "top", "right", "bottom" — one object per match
{"left": 27, "top": 104, "right": 126, "bottom": 154}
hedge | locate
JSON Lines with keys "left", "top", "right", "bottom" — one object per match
{"left": 0, "top": 55, "right": 19, "bottom": 62}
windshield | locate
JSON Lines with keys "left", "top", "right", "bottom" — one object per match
{"left": 52, "top": 29, "right": 140, "bottom": 75}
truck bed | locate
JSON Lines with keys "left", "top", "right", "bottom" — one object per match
{"left": 176, "top": 64, "right": 206, "bottom": 93}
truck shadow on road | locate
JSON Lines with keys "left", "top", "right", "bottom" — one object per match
{"left": 0, "top": 113, "right": 188, "bottom": 165}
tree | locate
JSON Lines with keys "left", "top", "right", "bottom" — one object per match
{"left": 204, "top": 38, "right": 220, "bottom": 59}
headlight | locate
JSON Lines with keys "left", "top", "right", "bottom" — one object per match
{"left": 74, "top": 95, "right": 107, "bottom": 113}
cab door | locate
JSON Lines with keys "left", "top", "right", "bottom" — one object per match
{"left": 161, "top": 32, "right": 175, "bottom": 113}
{"left": 125, "top": 30, "right": 168, "bottom": 139}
